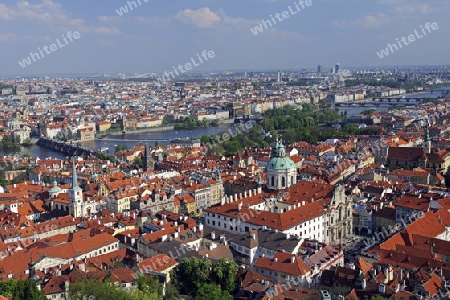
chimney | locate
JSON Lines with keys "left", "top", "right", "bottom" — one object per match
{"left": 198, "top": 223, "right": 203, "bottom": 231}
{"left": 161, "top": 234, "right": 167, "bottom": 242}
{"left": 286, "top": 233, "right": 290, "bottom": 239}
{"left": 362, "top": 278, "right": 366, "bottom": 289}
{"left": 290, "top": 256, "right": 295, "bottom": 263}
{"left": 251, "top": 233, "right": 256, "bottom": 240}
{"left": 238, "top": 202, "right": 243, "bottom": 211}
{"left": 205, "top": 253, "right": 209, "bottom": 258}
{"left": 211, "top": 232, "right": 216, "bottom": 240}
{"left": 174, "top": 232, "right": 179, "bottom": 238}
{"left": 274, "top": 257, "right": 278, "bottom": 262}
{"left": 193, "top": 227, "right": 197, "bottom": 233}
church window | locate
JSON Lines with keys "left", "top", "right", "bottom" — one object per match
{"left": 281, "top": 177, "right": 286, "bottom": 187}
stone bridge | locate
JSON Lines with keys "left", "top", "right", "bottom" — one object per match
{"left": 335, "top": 98, "right": 424, "bottom": 107}
{"left": 37, "top": 138, "right": 99, "bottom": 157}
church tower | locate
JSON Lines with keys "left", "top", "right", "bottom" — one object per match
{"left": 69, "top": 160, "right": 83, "bottom": 218}
{"left": 265, "top": 137, "right": 297, "bottom": 190}
{"left": 143, "top": 144, "right": 155, "bottom": 171}
{"left": 424, "top": 127, "right": 431, "bottom": 154}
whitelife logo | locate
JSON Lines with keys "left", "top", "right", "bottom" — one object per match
{"left": 116, "top": 0, "right": 149, "bottom": 16}
{"left": 376, "top": 22, "right": 439, "bottom": 59}
{"left": 18, "top": 31, "right": 81, "bottom": 68}
{"left": 250, "top": 0, "right": 313, "bottom": 35}
{"left": 155, "top": 50, "right": 215, "bottom": 86}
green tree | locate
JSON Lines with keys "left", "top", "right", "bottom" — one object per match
{"left": 206, "top": 143, "right": 225, "bottom": 156}
{"left": 136, "top": 275, "right": 163, "bottom": 296}
{"left": 21, "top": 152, "right": 32, "bottom": 158}
{"left": 22, "top": 138, "right": 33, "bottom": 147}
{"left": 195, "top": 283, "right": 232, "bottom": 300}
{"left": 163, "top": 286, "right": 181, "bottom": 300}
{"left": 360, "top": 109, "right": 376, "bottom": 116}
{"left": 170, "top": 257, "right": 212, "bottom": 296}
{"left": 210, "top": 258, "right": 238, "bottom": 294}
{"left": 371, "top": 296, "right": 390, "bottom": 300}
{"left": 12, "top": 280, "right": 46, "bottom": 300}
{"left": 133, "top": 156, "right": 142, "bottom": 166}
{"left": 69, "top": 280, "right": 137, "bottom": 300}
{"left": 0, "top": 279, "right": 17, "bottom": 297}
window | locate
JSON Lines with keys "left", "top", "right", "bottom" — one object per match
{"left": 282, "top": 177, "right": 286, "bottom": 187}
{"left": 271, "top": 176, "right": 274, "bottom": 186}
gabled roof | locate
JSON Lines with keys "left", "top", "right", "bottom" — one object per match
{"left": 254, "top": 251, "right": 310, "bottom": 276}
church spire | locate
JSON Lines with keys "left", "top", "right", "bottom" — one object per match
{"left": 71, "top": 159, "right": 81, "bottom": 192}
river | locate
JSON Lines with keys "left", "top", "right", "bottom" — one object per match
{"left": 0, "top": 125, "right": 235, "bottom": 159}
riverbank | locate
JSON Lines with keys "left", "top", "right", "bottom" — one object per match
{"left": 100, "top": 126, "right": 175, "bottom": 137}
{"left": 98, "top": 119, "right": 235, "bottom": 138}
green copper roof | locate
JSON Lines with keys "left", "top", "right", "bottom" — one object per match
{"left": 49, "top": 181, "right": 62, "bottom": 193}
{"left": 267, "top": 156, "right": 296, "bottom": 170}
{"left": 267, "top": 137, "right": 295, "bottom": 170}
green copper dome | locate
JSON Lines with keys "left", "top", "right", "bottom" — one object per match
{"left": 267, "top": 137, "right": 296, "bottom": 170}
{"left": 267, "top": 156, "right": 296, "bottom": 170}
{"left": 49, "top": 181, "right": 62, "bottom": 194}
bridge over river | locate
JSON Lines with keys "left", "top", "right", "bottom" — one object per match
{"left": 36, "top": 138, "right": 100, "bottom": 157}
{"left": 335, "top": 97, "right": 426, "bottom": 107}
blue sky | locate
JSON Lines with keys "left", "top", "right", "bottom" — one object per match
{"left": 1, "top": 0, "right": 449, "bottom": 76}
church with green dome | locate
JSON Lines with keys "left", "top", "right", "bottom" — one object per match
{"left": 266, "top": 137, "right": 297, "bottom": 190}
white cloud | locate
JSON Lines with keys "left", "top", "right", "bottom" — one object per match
{"left": 0, "top": 1, "right": 120, "bottom": 36}
{"left": 0, "top": 33, "right": 17, "bottom": 41}
{"left": 175, "top": 7, "right": 221, "bottom": 28}
{"left": 333, "top": 13, "right": 389, "bottom": 29}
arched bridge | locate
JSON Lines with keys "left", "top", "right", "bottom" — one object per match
{"left": 37, "top": 138, "right": 99, "bottom": 157}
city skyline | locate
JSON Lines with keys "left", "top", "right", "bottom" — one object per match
{"left": 1, "top": 0, "right": 449, "bottom": 76}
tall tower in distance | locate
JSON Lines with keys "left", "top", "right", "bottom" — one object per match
{"left": 335, "top": 63, "right": 340, "bottom": 73}
{"left": 277, "top": 71, "right": 282, "bottom": 83}
{"left": 317, "top": 65, "right": 322, "bottom": 74}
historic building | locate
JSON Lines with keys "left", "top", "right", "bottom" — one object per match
{"left": 265, "top": 137, "right": 297, "bottom": 190}
{"left": 143, "top": 144, "right": 155, "bottom": 171}
{"left": 323, "top": 185, "right": 353, "bottom": 244}
{"left": 386, "top": 128, "right": 450, "bottom": 175}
